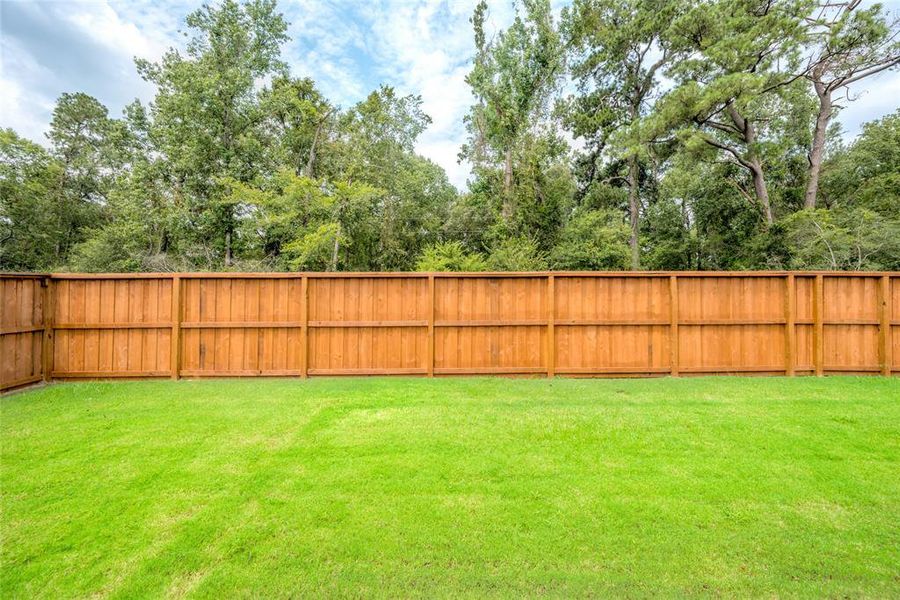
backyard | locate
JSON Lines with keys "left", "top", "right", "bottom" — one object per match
{"left": 2, "top": 377, "right": 898, "bottom": 597}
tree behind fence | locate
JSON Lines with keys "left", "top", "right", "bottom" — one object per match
{"left": 1, "top": 272, "right": 897, "bottom": 391}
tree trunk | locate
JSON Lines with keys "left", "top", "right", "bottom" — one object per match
{"left": 627, "top": 154, "right": 640, "bottom": 270}
{"left": 54, "top": 167, "right": 68, "bottom": 264}
{"left": 500, "top": 147, "right": 514, "bottom": 222}
{"left": 224, "top": 230, "right": 233, "bottom": 267}
{"left": 727, "top": 104, "right": 773, "bottom": 226}
{"left": 304, "top": 129, "right": 318, "bottom": 177}
{"left": 503, "top": 147, "right": 513, "bottom": 193}
{"left": 305, "top": 110, "right": 332, "bottom": 178}
{"left": 330, "top": 221, "right": 341, "bottom": 272}
{"left": 749, "top": 158, "right": 774, "bottom": 226}
{"left": 805, "top": 84, "right": 832, "bottom": 210}
{"left": 498, "top": 146, "right": 513, "bottom": 225}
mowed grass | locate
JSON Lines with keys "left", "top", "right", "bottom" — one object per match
{"left": 2, "top": 377, "right": 899, "bottom": 598}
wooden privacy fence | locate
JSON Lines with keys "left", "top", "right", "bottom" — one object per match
{"left": 1, "top": 271, "right": 898, "bottom": 390}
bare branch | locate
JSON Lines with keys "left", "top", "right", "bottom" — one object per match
{"left": 842, "top": 55, "right": 900, "bottom": 86}
{"left": 700, "top": 135, "right": 754, "bottom": 171}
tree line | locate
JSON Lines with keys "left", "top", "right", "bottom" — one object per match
{"left": 1, "top": 0, "right": 898, "bottom": 273}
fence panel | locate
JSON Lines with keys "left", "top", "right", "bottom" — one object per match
{"left": 0, "top": 274, "right": 48, "bottom": 390}
{"left": 554, "top": 275, "right": 670, "bottom": 375}
{"left": 51, "top": 277, "right": 172, "bottom": 378}
{"left": 310, "top": 276, "right": 428, "bottom": 375}
{"left": 1, "top": 271, "right": 896, "bottom": 387}
{"left": 822, "top": 275, "right": 881, "bottom": 373}
{"left": 180, "top": 276, "right": 305, "bottom": 376}
{"left": 434, "top": 276, "right": 546, "bottom": 374}
{"left": 676, "top": 275, "right": 786, "bottom": 374}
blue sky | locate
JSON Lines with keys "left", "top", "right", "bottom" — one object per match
{"left": 2, "top": 0, "right": 898, "bottom": 189}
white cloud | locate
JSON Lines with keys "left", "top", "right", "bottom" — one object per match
{"left": 0, "top": 0, "right": 182, "bottom": 145}
{"left": 358, "top": 0, "right": 518, "bottom": 189}
{"left": 282, "top": 0, "right": 372, "bottom": 106}
{"left": 0, "top": 37, "right": 58, "bottom": 142}
{"left": 65, "top": 2, "right": 168, "bottom": 60}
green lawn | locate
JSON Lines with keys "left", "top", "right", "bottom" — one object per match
{"left": 2, "top": 377, "right": 899, "bottom": 598}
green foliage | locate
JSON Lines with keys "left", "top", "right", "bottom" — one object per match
{"left": 261, "top": 76, "right": 335, "bottom": 176}
{"left": 68, "top": 225, "right": 149, "bottom": 273}
{"left": 658, "top": 156, "right": 774, "bottom": 270}
{"left": 1, "top": 1, "right": 455, "bottom": 274}
{"left": 442, "top": 191, "right": 497, "bottom": 253}
{"left": 133, "top": 0, "right": 289, "bottom": 266}
{"left": 641, "top": 198, "right": 696, "bottom": 270}
{"left": 562, "top": 0, "right": 686, "bottom": 206}
{"left": 781, "top": 208, "right": 900, "bottom": 270}
{"left": 0, "top": 91, "right": 121, "bottom": 271}
{"left": 644, "top": 0, "right": 816, "bottom": 224}
{"left": 821, "top": 110, "right": 900, "bottom": 215}
{"left": 284, "top": 222, "right": 343, "bottom": 271}
{"left": 800, "top": 1, "right": 900, "bottom": 208}
{"left": 225, "top": 170, "right": 387, "bottom": 271}
{"left": 487, "top": 237, "right": 548, "bottom": 271}
{"left": 550, "top": 209, "right": 630, "bottom": 270}
{"left": 778, "top": 111, "right": 900, "bottom": 270}
{"left": 415, "top": 241, "right": 487, "bottom": 272}
{"left": 461, "top": 132, "right": 575, "bottom": 255}
{"left": 461, "top": 0, "right": 568, "bottom": 241}
{"left": 0, "top": 130, "right": 59, "bottom": 270}
{"left": 463, "top": 0, "right": 562, "bottom": 167}
{"left": 48, "top": 92, "right": 122, "bottom": 200}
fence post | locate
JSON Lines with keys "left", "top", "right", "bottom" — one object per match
{"left": 41, "top": 276, "right": 54, "bottom": 382}
{"left": 301, "top": 275, "right": 309, "bottom": 378}
{"left": 669, "top": 275, "right": 679, "bottom": 376}
{"left": 427, "top": 274, "right": 435, "bottom": 377}
{"left": 785, "top": 274, "right": 795, "bottom": 376}
{"left": 880, "top": 275, "right": 892, "bottom": 376}
{"left": 547, "top": 274, "right": 555, "bottom": 378}
{"left": 813, "top": 274, "right": 824, "bottom": 376}
{"left": 170, "top": 275, "right": 182, "bottom": 380}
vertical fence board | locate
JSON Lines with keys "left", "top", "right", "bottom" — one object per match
{"left": 301, "top": 275, "right": 308, "bottom": 378}
{"left": 880, "top": 275, "right": 891, "bottom": 376}
{"left": 427, "top": 274, "right": 435, "bottom": 377}
{"left": 669, "top": 276, "right": 679, "bottom": 376}
{"left": 888, "top": 276, "right": 900, "bottom": 373}
{"left": 785, "top": 274, "right": 795, "bottom": 376}
{"left": 171, "top": 275, "right": 181, "bottom": 379}
{"left": 547, "top": 275, "right": 555, "bottom": 378}
{"left": 814, "top": 275, "right": 824, "bottom": 376}
{"left": 41, "top": 279, "right": 53, "bottom": 382}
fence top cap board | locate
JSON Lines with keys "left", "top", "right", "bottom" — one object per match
{"left": 17, "top": 270, "right": 900, "bottom": 279}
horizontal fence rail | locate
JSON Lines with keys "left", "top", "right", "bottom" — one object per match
{"left": 1, "top": 272, "right": 897, "bottom": 390}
